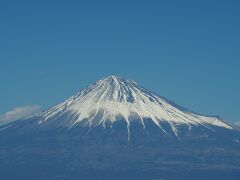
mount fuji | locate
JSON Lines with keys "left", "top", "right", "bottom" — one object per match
{"left": 0, "top": 76, "right": 240, "bottom": 180}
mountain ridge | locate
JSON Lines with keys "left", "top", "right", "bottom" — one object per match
{"left": 1, "top": 76, "right": 240, "bottom": 180}
{"left": 1, "top": 75, "right": 236, "bottom": 141}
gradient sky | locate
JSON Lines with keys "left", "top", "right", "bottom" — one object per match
{"left": 0, "top": 0, "right": 239, "bottom": 123}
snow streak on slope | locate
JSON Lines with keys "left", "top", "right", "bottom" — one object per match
{"left": 35, "top": 76, "right": 233, "bottom": 139}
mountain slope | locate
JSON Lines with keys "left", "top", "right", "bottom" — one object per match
{"left": 0, "top": 76, "right": 239, "bottom": 180}
{"left": 3, "top": 76, "right": 233, "bottom": 137}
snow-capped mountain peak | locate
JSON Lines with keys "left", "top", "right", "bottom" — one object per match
{"left": 1, "top": 76, "right": 239, "bottom": 180}
{"left": 36, "top": 75, "right": 233, "bottom": 138}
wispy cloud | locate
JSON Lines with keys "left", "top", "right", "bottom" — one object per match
{"left": 0, "top": 105, "right": 41, "bottom": 125}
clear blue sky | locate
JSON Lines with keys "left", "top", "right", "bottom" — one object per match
{"left": 0, "top": 0, "right": 239, "bottom": 122}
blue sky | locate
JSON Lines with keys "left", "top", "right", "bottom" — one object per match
{"left": 0, "top": 0, "right": 239, "bottom": 123}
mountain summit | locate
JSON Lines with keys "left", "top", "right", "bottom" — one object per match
{"left": 31, "top": 75, "right": 233, "bottom": 139}
{"left": 1, "top": 76, "right": 240, "bottom": 180}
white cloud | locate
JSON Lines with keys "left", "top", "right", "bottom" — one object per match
{"left": 0, "top": 105, "right": 41, "bottom": 125}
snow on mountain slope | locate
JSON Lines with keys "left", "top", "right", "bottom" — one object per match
{"left": 32, "top": 75, "right": 233, "bottom": 138}
{"left": 0, "top": 76, "right": 239, "bottom": 180}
